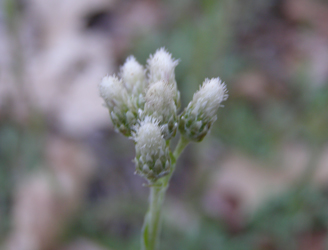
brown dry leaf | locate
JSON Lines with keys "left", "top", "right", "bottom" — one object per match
{"left": 1, "top": 0, "right": 115, "bottom": 135}
{"left": 233, "top": 72, "right": 269, "bottom": 103}
{"left": 4, "top": 136, "right": 95, "bottom": 250}
{"left": 203, "top": 153, "right": 287, "bottom": 219}
{"left": 284, "top": 0, "right": 328, "bottom": 36}
{"left": 233, "top": 71, "right": 288, "bottom": 103}
{"left": 24, "top": 0, "right": 116, "bottom": 136}
{"left": 110, "top": 1, "right": 163, "bottom": 57}
{"left": 203, "top": 142, "right": 316, "bottom": 219}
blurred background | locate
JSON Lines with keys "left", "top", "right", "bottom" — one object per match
{"left": 1, "top": 0, "right": 328, "bottom": 249}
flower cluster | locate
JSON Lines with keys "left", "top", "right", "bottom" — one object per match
{"left": 99, "top": 48, "right": 228, "bottom": 183}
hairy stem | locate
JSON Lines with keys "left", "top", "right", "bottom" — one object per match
{"left": 141, "top": 136, "right": 189, "bottom": 250}
{"left": 141, "top": 186, "right": 167, "bottom": 250}
{"left": 173, "top": 135, "right": 190, "bottom": 164}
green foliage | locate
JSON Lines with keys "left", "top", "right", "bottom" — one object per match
{"left": 0, "top": 118, "right": 45, "bottom": 240}
{"left": 0, "top": 124, "right": 18, "bottom": 238}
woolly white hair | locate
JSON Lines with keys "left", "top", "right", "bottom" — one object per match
{"left": 120, "top": 56, "right": 147, "bottom": 95}
{"left": 147, "top": 47, "right": 179, "bottom": 84}
{"left": 189, "top": 77, "right": 228, "bottom": 117}
{"left": 99, "top": 76, "right": 128, "bottom": 109}
{"left": 133, "top": 117, "right": 165, "bottom": 157}
{"left": 144, "top": 80, "right": 176, "bottom": 122}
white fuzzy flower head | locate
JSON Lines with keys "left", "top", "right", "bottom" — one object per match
{"left": 144, "top": 81, "right": 176, "bottom": 120}
{"left": 99, "top": 76, "right": 138, "bottom": 136}
{"left": 134, "top": 117, "right": 170, "bottom": 182}
{"left": 179, "top": 77, "right": 228, "bottom": 142}
{"left": 190, "top": 78, "right": 228, "bottom": 117}
{"left": 135, "top": 118, "right": 164, "bottom": 155}
{"left": 99, "top": 76, "right": 128, "bottom": 109}
{"left": 144, "top": 81, "right": 178, "bottom": 139}
{"left": 147, "top": 48, "right": 179, "bottom": 84}
{"left": 120, "top": 56, "right": 147, "bottom": 95}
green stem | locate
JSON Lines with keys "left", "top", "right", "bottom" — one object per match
{"left": 164, "top": 135, "right": 189, "bottom": 185}
{"left": 141, "top": 186, "right": 167, "bottom": 250}
{"left": 141, "top": 136, "right": 189, "bottom": 250}
{"left": 173, "top": 135, "right": 190, "bottom": 164}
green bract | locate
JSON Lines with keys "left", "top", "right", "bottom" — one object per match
{"left": 133, "top": 118, "right": 171, "bottom": 183}
{"left": 179, "top": 78, "right": 228, "bottom": 142}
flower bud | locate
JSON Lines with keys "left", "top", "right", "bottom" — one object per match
{"left": 120, "top": 56, "right": 147, "bottom": 108}
{"left": 147, "top": 48, "right": 180, "bottom": 108}
{"left": 144, "top": 81, "right": 177, "bottom": 140}
{"left": 179, "top": 78, "right": 228, "bottom": 142}
{"left": 133, "top": 117, "right": 171, "bottom": 183}
{"left": 147, "top": 48, "right": 179, "bottom": 84}
{"left": 99, "top": 76, "right": 128, "bottom": 109}
{"left": 99, "top": 76, "right": 137, "bottom": 136}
